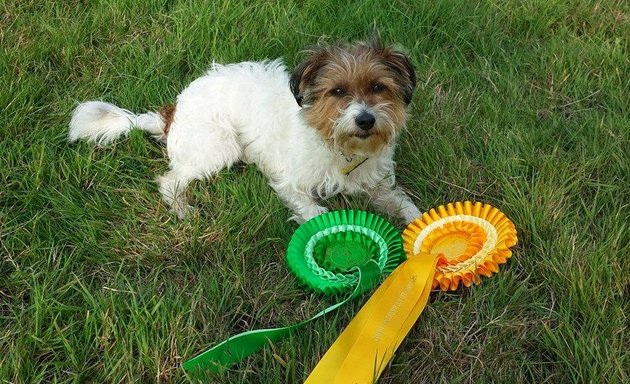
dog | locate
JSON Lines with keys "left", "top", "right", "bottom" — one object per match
{"left": 69, "top": 39, "right": 421, "bottom": 224}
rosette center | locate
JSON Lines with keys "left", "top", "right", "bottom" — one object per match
{"left": 324, "top": 242, "right": 371, "bottom": 272}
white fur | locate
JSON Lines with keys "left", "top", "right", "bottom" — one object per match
{"left": 69, "top": 59, "right": 421, "bottom": 223}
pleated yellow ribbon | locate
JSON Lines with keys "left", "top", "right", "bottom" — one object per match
{"left": 305, "top": 253, "right": 439, "bottom": 384}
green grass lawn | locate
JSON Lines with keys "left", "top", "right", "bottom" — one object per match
{"left": 1, "top": 0, "right": 628, "bottom": 382}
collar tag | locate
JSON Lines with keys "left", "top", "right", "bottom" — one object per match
{"left": 340, "top": 154, "right": 368, "bottom": 176}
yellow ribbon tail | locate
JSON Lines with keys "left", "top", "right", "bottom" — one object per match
{"left": 305, "top": 253, "right": 439, "bottom": 384}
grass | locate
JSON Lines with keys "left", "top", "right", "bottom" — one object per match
{"left": 1, "top": 0, "right": 628, "bottom": 382}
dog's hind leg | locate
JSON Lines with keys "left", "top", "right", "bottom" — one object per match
{"left": 157, "top": 169, "right": 196, "bottom": 219}
{"left": 158, "top": 114, "right": 242, "bottom": 218}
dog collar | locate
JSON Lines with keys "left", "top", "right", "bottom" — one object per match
{"left": 340, "top": 154, "right": 368, "bottom": 176}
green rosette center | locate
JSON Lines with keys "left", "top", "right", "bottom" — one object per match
{"left": 324, "top": 242, "right": 370, "bottom": 271}
{"left": 286, "top": 210, "right": 406, "bottom": 294}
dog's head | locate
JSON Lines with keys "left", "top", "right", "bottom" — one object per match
{"left": 290, "top": 39, "right": 415, "bottom": 156}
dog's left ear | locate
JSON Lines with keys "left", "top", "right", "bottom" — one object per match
{"left": 290, "top": 47, "right": 330, "bottom": 107}
{"left": 375, "top": 43, "right": 416, "bottom": 105}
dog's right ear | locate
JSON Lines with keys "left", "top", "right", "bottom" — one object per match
{"left": 290, "top": 47, "right": 330, "bottom": 107}
{"left": 289, "top": 64, "right": 307, "bottom": 107}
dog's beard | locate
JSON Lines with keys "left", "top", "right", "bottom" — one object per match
{"left": 330, "top": 102, "right": 399, "bottom": 156}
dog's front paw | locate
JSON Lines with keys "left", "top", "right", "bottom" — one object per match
{"left": 171, "top": 204, "right": 197, "bottom": 220}
{"left": 400, "top": 205, "right": 422, "bottom": 225}
{"left": 290, "top": 206, "right": 328, "bottom": 224}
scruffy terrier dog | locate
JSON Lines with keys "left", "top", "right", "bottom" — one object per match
{"left": 69, "top": 39, "right": 421, "bottom": 224}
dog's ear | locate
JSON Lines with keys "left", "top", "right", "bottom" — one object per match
{"left": 290, "top": 47, "right": 330, "bottom": 107}
{"left": 375, "top": 43, "right": 416, "bottom": 105}
{"left": 289, "top": 63, "right": 307, "bottom": 107}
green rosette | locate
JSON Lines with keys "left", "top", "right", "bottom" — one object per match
{"left": 286, "top": 210, "right": 406, "bottom": 295}
{"left": 182, "top": 210, "right": 405, "bottom": 377}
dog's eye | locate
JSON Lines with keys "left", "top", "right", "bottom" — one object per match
{"left": 330, "top": 87, "right": 347, "bottom": 97}
{"left": 371, "top": 82, "right": 386, "bottom": 93}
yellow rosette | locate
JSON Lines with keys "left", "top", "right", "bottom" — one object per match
{"left": 403, "top": 201, "right": 518, "bottom": 291}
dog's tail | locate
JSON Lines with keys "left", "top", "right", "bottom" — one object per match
{"left": 69, "top": 101, "right": 169, "bottom": 145}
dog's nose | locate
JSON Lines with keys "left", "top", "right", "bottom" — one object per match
{"left": 355, "top": 112, "right": 376, "bottom": 131}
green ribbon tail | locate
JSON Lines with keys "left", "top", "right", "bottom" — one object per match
{"left": 182, "top": 260, "right": 381, "bottom": 377}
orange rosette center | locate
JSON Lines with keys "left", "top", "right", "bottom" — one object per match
{"left": 403, "top": 201, "right": 518, "bottom": 291}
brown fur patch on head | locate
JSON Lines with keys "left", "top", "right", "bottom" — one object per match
{"left": 159, "top": 104, "right": 176, "bottom": 136}
{"left": 290, "top": 39, "right": 416, "bottom": 155}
